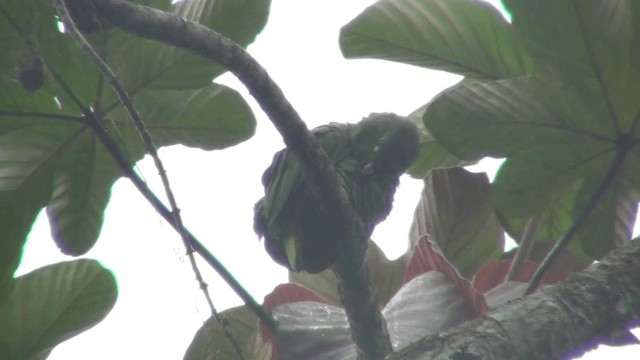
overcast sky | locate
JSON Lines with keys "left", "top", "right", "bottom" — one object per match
{"left": 15, "top": 0, "right": 638, "bottom": 359}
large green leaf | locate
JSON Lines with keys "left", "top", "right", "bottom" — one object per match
{"left": 0, "top": 123, "right": 70, "bottom": 294}
{"left": 175, "top": 0, "right": 271, "bottom": 47}
{"left": 340, "top": 0, "right": 532, "bottom": 79}
{"left": 424, "top": 48, "right": 640, "bottom": 260}
{"left": 0, "top": 0, "right": 262, "bottom": 255}
{"left": 406, "top": 105, "right": 467, "bottom": 178}
{"left": 342, "top": 0, "right": 640, "bottom": 260}
{"left": 505, "top": 0, "right": 640, "bottom": 133}
{"left": 0, "top": 259, "right": 117, "bottom": 359}
{"left": 409, "top": 167, "right": 504, "bottom": 278}
{"left": 184, "top": 306, "right": 259, "bottom": 360}
{"left": 46, "top": 132, "right": 121, "bottom": 254}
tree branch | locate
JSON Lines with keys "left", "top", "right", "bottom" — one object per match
{"left": 69, "top": 0, "right": 391, "bottom": 357}
{"left": 389, "top": 238, "right": 640, "bottom": 360}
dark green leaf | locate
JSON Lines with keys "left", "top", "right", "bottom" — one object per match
{"left": 110, "top": 0, "right": 272, "bottom": 91}
{"left": 424, "top": 47, "right": 640, "bottom": 262}
{"left": 340, "top": 0, "right": 532, "bottom": 79}
{"left": 0, "top": 0, "right": 260, "bottom": 254}
{"left": 131, "top": 84, "right": 256, "bottom": 151}
{"left": 175, "top": 0, "right": 271, "bottom": 47}
{"left": 425, "top": 77, "right": 616, "bottom": 161}
{"left": 46, "top": 132, "right": 121, "bottom": 255}
{"left": 505, "top": 0, "right": 640, "bottom": 132}
{"left": 573, "top": 165, "right": 639, "bottom": 258}
{"left": 425, "top": 77, "right": 618, "bottom": 217}
{"left": 497, "top": 182, "right": 594, "bottom": 264}
{"left": 0, "top": 123, "right": 72, "bottom": 270}
{"left": 0, "top": 259, "right": 117, "bottom": 359}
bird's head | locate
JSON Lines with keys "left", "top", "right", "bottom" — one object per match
{"left": 355, "top": 113, "right": 421, "bottom": 177}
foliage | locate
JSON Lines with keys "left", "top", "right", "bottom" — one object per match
{"left": 0, "top": 0, "right": 268, "bottom": 354}
{"left": 0, "top": 259, "right": 117, "bottom": 359}
{"left": 252, "top": 0, "right": 640, "bottom": 357}
{"left": 342, "top": 0, "right": 640, "bottom": 264}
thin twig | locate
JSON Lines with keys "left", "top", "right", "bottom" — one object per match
{"left": 52, "top": 1, "right": 248, "bottom": 355}
{"left": 506, "top": 215, "right": 542, "bottom": 281}
{"left": 53, "top": 0, "right": 214, "bottom": 312}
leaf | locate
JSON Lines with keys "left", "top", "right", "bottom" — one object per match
{"left": 364, "top": 242, "right": 408, "bottom": 306}
{"left": 271, "top": 271, "right": 475, "bottom": 360}
{"left": 403, "top": 235, "right": 488, "bottom": 316}
{"left": 262, "top": 284, "right": 335, "bottom": 359}
{"left": 406, "top": 105, "right": 467, "bottom": 178}
{"left": 272, "top": 301, "right": 354, "bottom": 360}
{"left": 384, "top": 271, "right": 471, "bottom": 349}
{"left": 289, "top": 268, "right": 341, "bottom": 306}
{"left": 0, "top": 1, "right": 261, "bottom": 254}
{"left": 409, "top": 168, "right": 504, "bottom": 278}
{"left": 289, "top": 240, "right": 407, "bottom": 307}
{"left": 46, "top": 132, "right": 121, "bottom": 254}
{"left": 425, "top": 77, "right": 616, "bottom": 162}
{"left": 424, "top": 73, "right": 640, "bottom": 260}
{"left": 131, "top": 85, "right": 256, "bottom": 150}
{"left": 184, "top": 305, "right": 259, "bottom": 360}
{"left": 573, "top": 169, "right": 639, "bottom": 258}
{"left": 0, "top": 259, "right": 117, "bottom": 359}
{"left": 504, "top": 0, "right": 640, "bottom": 132}
{"left": 0, "top": 124, "right": 66, "bottom": 274}
{"left": 175, "top": 0, "right": 271, "bottom": 47}
{"left": 340, "top": 0, "right": 532, "bottom": 79}
{"left": 496, "top": 152, "right": 639, "bottom": 261}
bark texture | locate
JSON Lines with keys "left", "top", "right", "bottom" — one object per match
{"left": 389, "top": 240, "right": 640, "bottom": 360}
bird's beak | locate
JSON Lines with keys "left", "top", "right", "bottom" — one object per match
{"left": 362, "top": 162, "right": 375, "bottom": 176}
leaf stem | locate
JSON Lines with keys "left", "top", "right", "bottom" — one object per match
{"left": 506, "top": 215, "right": 541, "bottom": 281}
{"left": 525, "top": 148, "right": 626, "bottom": 295}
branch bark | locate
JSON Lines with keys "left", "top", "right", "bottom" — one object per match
{"left": 389, "top": 239, "right": 640, "bottom": 360}
{"left": 67, "top": 0, "right": 391, "bottom": 357}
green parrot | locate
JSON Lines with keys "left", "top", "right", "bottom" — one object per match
{"left": 254, "top": 113, "right": 421, "bottom": 273}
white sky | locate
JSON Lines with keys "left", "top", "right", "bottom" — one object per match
{"left": 14, "top": 0, "right": 639, "bottom": 358}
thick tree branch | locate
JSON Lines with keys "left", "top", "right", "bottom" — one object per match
{"left": 389, "top": 239, "right": 640, "bottom": 360}
{"left": 69, "top": 0, "right": 391, "bottom": 357}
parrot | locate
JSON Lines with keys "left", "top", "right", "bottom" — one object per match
{"left": 254, "top": 113, "right": 421, "bottom": 273}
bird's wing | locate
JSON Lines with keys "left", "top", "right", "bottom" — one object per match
{"left": 260, "top": 148, "right": 301, "bottom": 232}
{"left": 260, "top": 123, "right": 355, "bottom": 227}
